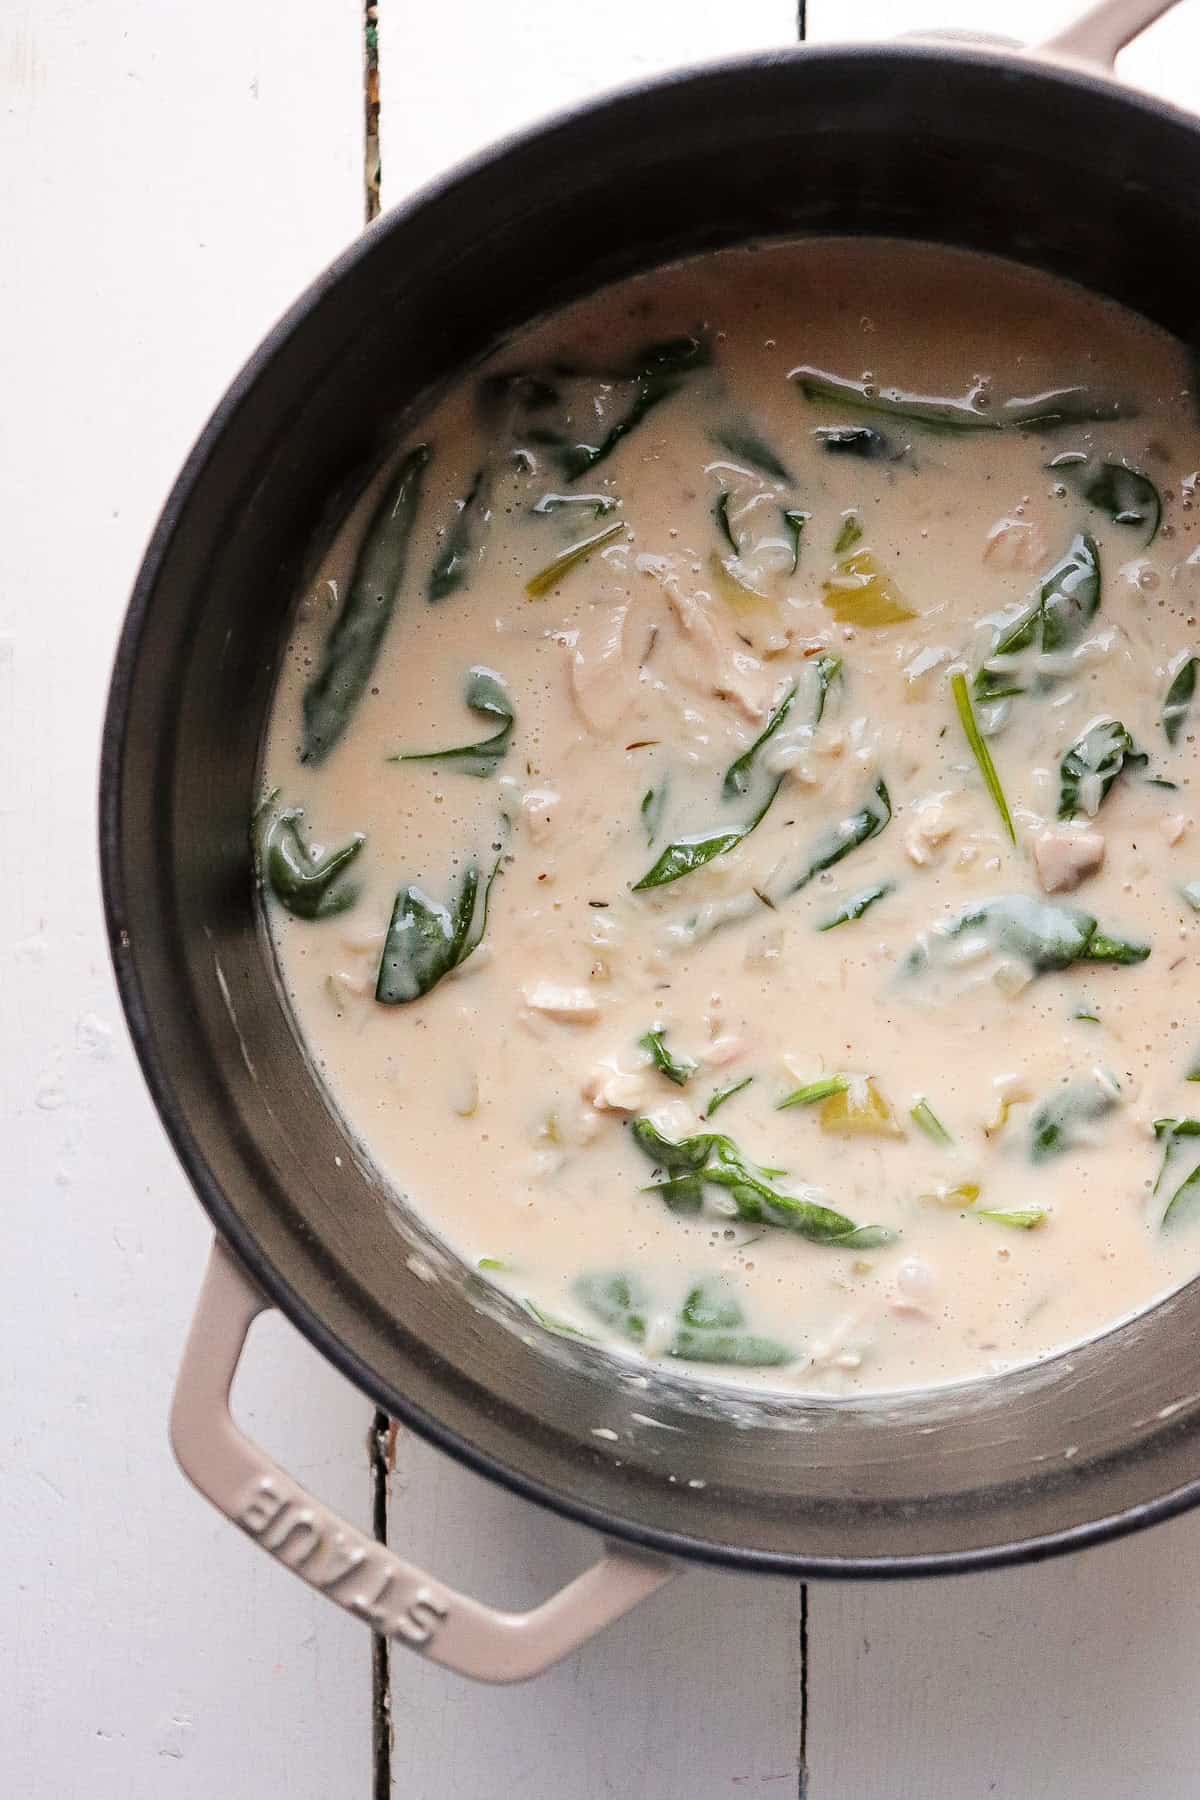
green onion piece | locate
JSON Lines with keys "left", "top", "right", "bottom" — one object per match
{"left": 834, "top": 511, "right": 863, "bottom": 555}
{"left": 974, "top": 1207, "right": 1047, "bottom": 1230}
{"left": 522, "top": 1298, "right": 595, "bottom": 1339}
{"left": 703, "top": 1075, "right": 754, "bottom": 1120}
{"left": 951, "top": 670, "right": 1015, "bottom": 843}
{"left": 818, "top": 882, "right": 894, "bottom": 930}
{"left": 777, "top": 1075, "right": 851, "bottom": 1109}
{"left": 910, "top": 1099, "right": 952, "bottom": 1146}
{"left": 639, "top": 1028, "right": 698, "bottom": 1087}
{"left": 525, "top": 520, "right": 623, "bottom": 598}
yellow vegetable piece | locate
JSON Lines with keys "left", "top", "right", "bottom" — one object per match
{"left": 983, "top": 1095, "right": 1027, "bottom": 1138}
{"left": 709, "top": 551, "right": 779, "bottom": 616}
{"left": 822, "top": 548, "right": 917, "bottom": 627}
{"left": 921, "top": 1181, "right": 982, "bottom": 1209}
{"left": 819, "top": 1077, "right": 905, "bottom": 1138}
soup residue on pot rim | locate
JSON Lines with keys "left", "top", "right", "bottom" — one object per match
{"left": 259, "top": 238, "right": 1200, "bottom": 1395}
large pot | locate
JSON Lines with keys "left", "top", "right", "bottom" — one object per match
{"left": 101, "top": 0, "right": 1200, "bottom": 1682}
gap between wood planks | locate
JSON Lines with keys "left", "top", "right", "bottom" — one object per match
{"left": 361, "top": 3, "right": 810, "bottom": 1794}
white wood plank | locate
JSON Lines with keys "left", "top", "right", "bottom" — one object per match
{"left": 379, "top": 0, "right": 799, "bottom": 202}
{"left": 0, "top": 3, "right": 373, "bottom": 1794}
{"left": 378, "top": 8, "right": 805, "bottom": 1792}
{"left": 807, "top": 1512, "right": 1200, "bottom": 1799}
{"left": 386, "top": 1427, "right": 804, "bottom": 1798}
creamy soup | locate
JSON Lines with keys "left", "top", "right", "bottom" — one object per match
{"left": 259, "top": 239, "right": 1200, "bottom": 1395}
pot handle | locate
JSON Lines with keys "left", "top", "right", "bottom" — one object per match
{"left": 170, "top": 1238, "right": 674, "bottom": 1683}
{"left": 1040, "top": 0, "right": 1182, "bottom": 65}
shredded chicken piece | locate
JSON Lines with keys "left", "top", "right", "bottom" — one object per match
{"left": 1033, "top": 825, "right": 1106, "bottom": 893}
{"left": 983, "top": 516, "right": 1049, "bottom": 570}
{"left": 568, "top": 601, "right": 632, "bottom": 734}
{"left": 522, "top": 981, "right": 601, "bottom": 1023}
{"left": 904, "top": 792, "right": 959, "bottom": 867}
{"left": 583, "top": 1059, "right": 651, "bottom": 1113}
{"left": 520, "top": 787, "right": 560, "bottom": 845}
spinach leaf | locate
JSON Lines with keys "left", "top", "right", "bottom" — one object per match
{"left": 1154, "top": 1119, "right": 1200, "bottom": 1226}
{"left": 910, "top": 894, "right": 1149, "bottom": 976}
{"left": 1040, "top": 531, "right": 1103, "bottom": 653}
{"left": 672, "top": 1278, "right": 790, "bottom": 1364}
{"left": 974, "top": 532, "right": 1102, "bottom": 702}
{"left": 639, "top": 1028, "right": 698, "bottom": 1087}
{"left": 631, "top": 1116, "right": 719, "bottom": 1175}
{"left": 630, "top": 1118, "right": 889, "bottom": 1247}
{"left": 952, "top": 670, "right": 1015, "bottom": 843}
{"left": 781, "top": 778, "right": 892, "bottom": 895}
{"left": 669, "top": 1328, "right": 793, "bottom": 1365}
{"left": 632, "top": 779, "right": 782, "bottom": 891}
{"left": 783, "top": 507, "right": 808, "bottom": 573}
{"left": 486, "top": 338, "right": 708, "bottom": 483}
{"left": 573, "top": 1271, "right": 648, "bottom": 1343}
{"left": 429, "top": 467, "right": 490, "bottom": 600}
{"left": 714, "top": 488, "right": 739, "bottom": 553}
{"left": 1030, "top": 1073, "right": 1121, "bottom": 1161}
{"left": 525, "top": 520, "right": 623, "bottom": 598}
{"left": 1058, "top": 718, "right": 1145, "bottom": 818}
{"left": 1049, "top": 452, "right": 1161, "bottom": 545}
{"left": 375, "top": 856, "right": 500, "bottom": 1004}
{"left": 815, "top": 425, "right": 897, "bottom": 459}
{"left": 818, "top": 882, "right": 894, "bottom": 930}
{"left": 703, "top": 1075, "right": 754, "bottom": 1119}
{"left": 301, "top": 444, "right": 431, "bottom": 763}
{"left": 1163, "top": 655, "right": 1198, "bottom": 745}
{"left": 560, "top": 335, "right": 710, "bottom": 481}
{"left": 794, "top": 366, "right": 1127, "bottom": 433}
{"left": 680, "top": 1277, "right": 743, "bottom": 1331}
{"left": 388, "top": 667, "right": 513, "bottom": 777}
{"left": 640, "top": 779, "right": 669, "bottom": 844}
{"left": 257, "top": 802, "right": 364, "bottom": 920}
{"left": 723, "top": 683, "right": 798, "bottom": 798}
{"left": 712, "top": 426, "right": 793, "bottom": 484}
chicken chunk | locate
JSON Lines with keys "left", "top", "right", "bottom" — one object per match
{"left": 1033, "top": 826, "right": 1105, "bottom": 893}
{"left": 522, "top": 982, "right": 601, "bottom": 1023}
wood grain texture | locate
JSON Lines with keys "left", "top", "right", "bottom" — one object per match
{"left": 0, "top": 2, "right": 372, "bottom": 1793}
{"left": 378, "top": 0, "right": 801, "bottom": 202}
{"left": 807, "top": 1512, "right": 1200, "bottom": 1799}
{"left": 385, "top": 1427, "right": 804, "bottom": 1798}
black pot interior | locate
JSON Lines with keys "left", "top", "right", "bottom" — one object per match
{"left": 103, "top": 44, "right": 1200, "bottom": 1573}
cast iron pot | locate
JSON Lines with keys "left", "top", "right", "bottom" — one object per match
{"left": 101, "top": 0, "right": 1200, "bottom": 1682}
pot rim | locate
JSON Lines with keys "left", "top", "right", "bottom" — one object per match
{"left": 100, "top": 37, "right": 1200, "bottom": 1577}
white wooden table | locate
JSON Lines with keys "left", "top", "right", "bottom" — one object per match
{"left": 3, "top": 3, "right": 1198, "bottom": 1795}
